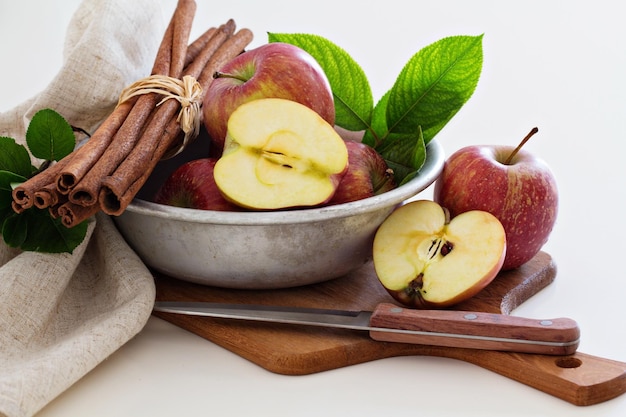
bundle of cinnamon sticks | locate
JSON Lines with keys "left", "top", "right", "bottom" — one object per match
{"left": 12, "top": 0, "right": 253, "bottom": 227}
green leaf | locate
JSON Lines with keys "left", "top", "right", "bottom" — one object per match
{"left": 0, "top": 138, "right": 32, "bottom": 223}
{"left": 2, "top": 208, "right": 88, "bottom": 254}
{"left": 362, "top": 91, "right": 390, "bottom": 148}
{"left": 0, "top": 136, "right": 34, "bottom": 177}
{"left": 0, "top": 193, "right": 17, "bottom": 223}
{"left": 2, "top": 211, "right": 27, "bottom": 248}
{"left": 268, "top": 32, "right": 373, "bottom": 131}
{"left": 26, "top": 108, "right": 75, "bottom": 161}
{"left": 376, "top": 126, "right": 427, "bottom": 185}
{"left": 0, "top": 170, "right": 28, "bottom": 192}
{"left": 385, "top": 35, "right": 483, "bottom": 143}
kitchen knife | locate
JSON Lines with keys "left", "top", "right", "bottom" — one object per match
{"left": 153, "top": 301, "right": 580, "bottom": 355}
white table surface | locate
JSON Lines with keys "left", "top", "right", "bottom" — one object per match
{"left": 2, "top": 1, "right": 625, "bottom": 416}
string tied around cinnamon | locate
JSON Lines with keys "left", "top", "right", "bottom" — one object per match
{"left": 117, "top": 74, "right": 203, "bottom": 156}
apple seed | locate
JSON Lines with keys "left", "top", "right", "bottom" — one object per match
{"left": 440, "top": 241, "right": 454, "bottom": 256}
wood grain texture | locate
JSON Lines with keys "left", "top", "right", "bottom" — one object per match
{"left": 152, "top": 251, "right": 626, "bottom": 405}
{"left": 368, "top": 303, "right": 580, "bottom": 355}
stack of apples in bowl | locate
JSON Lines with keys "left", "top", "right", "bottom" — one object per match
{"left": 114, "top": 42, "right": 445, "bottom": 290}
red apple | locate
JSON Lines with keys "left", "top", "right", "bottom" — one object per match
{"left": 203, "top": 42, "right": 335, "bottom": 155}
{"left": 433, "top": 128, "right": 558, "bottom": 270}
{"left": 153, "top": 158, "right": 243, "bottom": 211}
{"left": 373, "top": 200, "right": 506, "bottom": 308}
{"left": 329, "top": 141, "right": 396, "bottom": 205}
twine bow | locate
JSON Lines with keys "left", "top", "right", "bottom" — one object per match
{"left": 117, "top": 74, "right": 203, "bottom": 157}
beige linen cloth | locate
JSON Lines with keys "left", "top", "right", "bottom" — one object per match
{"left": 0, "top": 1, "right": 167, "bottom": 416}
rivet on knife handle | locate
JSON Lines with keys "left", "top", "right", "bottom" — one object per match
{"left": 368, "top": 303, "right": 580, "bottom": 355}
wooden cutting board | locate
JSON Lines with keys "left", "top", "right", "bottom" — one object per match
{"left": 152, "top": 251, "right": 626, "bottom": 406}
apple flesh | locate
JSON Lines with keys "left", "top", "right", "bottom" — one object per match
{"left": 433, "top": 132, "right": 558, "bottom": 270}
{"left": 213, "top": 98, "right": 348, "bottom": 210}
{"left": 203, "top": 42, "right": 335, "bottom": 155}
{"left": 373, "top": 200, "right": 506, "bottom": 309}
{"left": 153, "top": 158, "right": 242, "bottom": 211}
{"left": 329, "top": 141, "right": 396, "bottom": 205}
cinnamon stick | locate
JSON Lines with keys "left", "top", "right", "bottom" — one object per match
{"left": 12, "top": 156, "right": 70, "bottom": 210}
{"left": 63, "top": 0, "right": 196, "bottom": 207}
{"left": 95, "top": 24, "right": 240, "bottom": 214}
{"left": 169, "top": 0, "right": 197, "bottom": 77}
{"left": 184, "top": 27, "right": 217, "bottom": 67}
{"left": 56, "top": 201, "right": 100, "bottom": 228}
{"left": 34, "top": 182, "right": 61, "bottom": 208}
{"left": 54, "top": 0, "right": 188, "bottom": 196}
{"left": 159, "top": 20, "right": 237, "bottom": 159}
{"left": 67, "top": 96, "right": 160, "bottom": 206}
{"left": 55, "top": 100, "right": 134, "bottom": 195}
{"left": 48, "top": 194, "right": 70, "bottom": 219}
{"left": 99, "top": 27, "right": 254, "bottom": 216}
{"left": 197, "top": 27, "right": 253, "bottom": 89}
{"left": 185, "top": 19, "right": 236, "bottom": 80}
{"left": 99, "top": 115, "right": 182, "bottom": 215}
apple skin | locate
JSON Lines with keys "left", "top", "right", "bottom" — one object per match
{"left": 329, "top": 141, "right": 396, "bottom": 205}
{"left": 433, "top": 145, "right": 558, "bottom": 270}
{"left": 153, "top": 158, "right": 243, "bottom": 211}
{"left": 203, "top": 42, "right": 335, "bottom": 155}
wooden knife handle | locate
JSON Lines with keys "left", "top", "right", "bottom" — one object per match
{"left": 369, "top": 302, "right": 580, "bottom": 355}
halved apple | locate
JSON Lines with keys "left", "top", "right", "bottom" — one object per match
{"left": 213, "top": 98, "right": 348, "bottom": 210}
{"left": 373, "top": 200, "right": 506, "bottom": 308}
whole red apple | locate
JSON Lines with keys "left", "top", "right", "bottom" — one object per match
{"left": 433, "top": 128, "right": 558, "bottom": 270}
{"left": 329, "top": 141, "right": 396, "bottom": 205}
{"left": 203, "top": 42, "right": 335, "bottom": 155}
{"left": 154, "top": 158, "right": 243, "bottom": 211}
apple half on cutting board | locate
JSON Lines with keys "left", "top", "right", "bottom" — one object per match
{"left": 373, "top": 199, "right": 506, "bottom": 308}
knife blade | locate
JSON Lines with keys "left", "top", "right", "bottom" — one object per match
{"left": 153, "top": 301, "right": 580, "bottom": 355}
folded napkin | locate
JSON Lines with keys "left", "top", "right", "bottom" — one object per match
{"left": 0, "top": 1, "right": 166, "bottom": 416}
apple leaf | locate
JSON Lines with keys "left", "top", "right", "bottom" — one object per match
{"left": 269, "top": 32, "right": 483, "bottom": 185}
{"left": 362, "top": 90, "right": 390, "bottom": 148}
{"left": 26, "top": 108, "right": 76, "bottom": 161}
{"left": 267, "top": 32, "right": 374, "bottom": 132}
{"left": 385, "top": 35, "right": 483, "bottom": 144}
{"left": 2, "top": 207, "right": 88, "bottom": 254}
{"left": 376, "top": 126, "right": 427, "bottom": 186}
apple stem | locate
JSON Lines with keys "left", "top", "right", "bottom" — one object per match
{"left": 504, "top": 127, "right": 539, "bottom": 165}
{"left": 373, "top": 169, "right": 395, "bottom": 194}
{"left": 213, "top": 71, "right": 249, "bottom": 83}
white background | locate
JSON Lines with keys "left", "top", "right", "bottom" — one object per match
{"left": 1, "top": 1, "right": 625, "bottom": 416}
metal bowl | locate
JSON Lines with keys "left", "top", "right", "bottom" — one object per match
{"left": 114, "top": 140, "right": 444, "bottom": 289}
